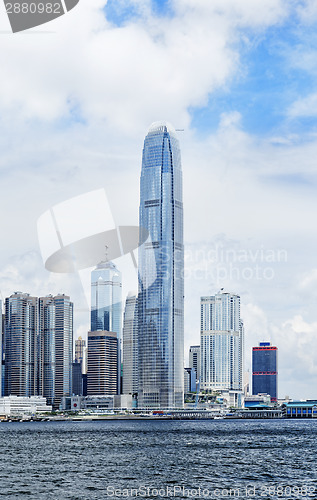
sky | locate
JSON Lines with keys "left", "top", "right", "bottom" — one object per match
{"left": 1, "top": 0, "right": 317, "bottom": 399}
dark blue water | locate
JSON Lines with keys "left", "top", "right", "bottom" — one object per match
{"left": 0, "top": 419, "right": 316, "bottom": 499}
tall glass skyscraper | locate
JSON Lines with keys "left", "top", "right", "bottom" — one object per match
{"left": 90, "top": 260, "right": 122, "bottom": 393}
{"left": 91, "top": 261, "right": 122, "bottom": 335}
{"left": 200, "top": 291, "right": 244, "bottom": 407}
{"left": 122, "top": 292, "right": 138, "bottom": 395}
{"left": 138, "top": 121, "right": 184, "bottom": 409}
{"left": 4, "top": 292, "right": 73, "bottom": 407}
{"left": 4, "top": 293, "right": 38, "bottom": 397}
{"left": 39, "top": 294, "right": 73, "bottom": 408}
{"left": 252, "top": 342, "right": 278, "bottom": 401}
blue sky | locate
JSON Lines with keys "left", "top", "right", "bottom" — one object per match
{"left": 102, "top": 0, "right": 317, "bottom": 141}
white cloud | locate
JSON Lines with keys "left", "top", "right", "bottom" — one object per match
{"left": 288, "top": 92, "right": 317, "bottom": 118}
{"left": 299, "top": 268, "right": 317, "bottom": 290}
{"left": 0, "top": 0, "right": 289, "bottom": 129}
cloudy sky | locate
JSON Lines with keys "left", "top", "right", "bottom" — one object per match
{"left": 1, "top": 0, "right": 317, "bottom": 399}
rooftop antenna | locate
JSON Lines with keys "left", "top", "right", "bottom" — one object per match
{"left": 105, "top": 245, "right": 109, "bottom": 262}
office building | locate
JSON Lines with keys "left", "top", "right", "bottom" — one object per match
{"left": 138, "top": 122, "right": 184, "bottom": 409}
{"left": 122, "top": 292, "right": 138, "bottom": 394}
{"left": 91, "top": 260, "right": 122, "bottom": 334}
{"left": 200, "top": 291, "right": 244, "bottom": 407}
{"left": 252, "top": 342, "right": 278, "bottom": 401}
{"left": 4, "top": 292, "right": 38, "bottom": 397}
{"left": 189, "top": 345, "right": 200, "bottom": 382}
{"left": 90, "top": 260, "right": 122, "bottom": 392}
{"left": 72, "top": 361, "right": 83, "bottom": 396}
{"left": 4, "top": 292, "right": 73, "bottom": 408}
{"left": 39, "top": 294, "right": 73, "bottom": 408}
{"left": 87, "top": 331, "right": 118, "bottom": 395}
{"left": 75, "top": 336, "right": 87, "bottom": 369}
{"left": 184, "top": 368, "right": 196, "bottom": 393}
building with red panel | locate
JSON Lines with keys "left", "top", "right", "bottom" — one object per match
{"left": 252, "top": 342, "right": 278, "bottom": 401}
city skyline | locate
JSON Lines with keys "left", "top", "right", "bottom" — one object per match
{"left": 0, "top": 1, "right": 317, "bottom": 399}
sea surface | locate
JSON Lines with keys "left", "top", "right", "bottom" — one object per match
{"left": 0, "top": 419, "right": 316, "bottom": 499}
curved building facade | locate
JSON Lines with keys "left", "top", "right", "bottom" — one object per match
{"left": 138, "top": 122, "right": 184, "bottom": 409}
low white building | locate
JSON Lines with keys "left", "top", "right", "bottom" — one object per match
{"left": 0, "top": 396, "right": 52, "bottom": 416}
{"left": 61, "top": 394, "right": 134, "bottom": 411}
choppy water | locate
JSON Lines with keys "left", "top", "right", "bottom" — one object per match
{"left": 0, "top": 419, "right": 316, "bottom": 499}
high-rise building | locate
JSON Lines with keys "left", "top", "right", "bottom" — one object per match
{"left": 189, "top": 345, "right": 200, "bottom": 382}
{"left": 122, "top": 292, "right": 138, "bottom": 395}
{"left": 75, "top": 336, "right": 87, "bottom": 376}
{"left": 252, "top": 342, "right": 278, "bottom": 401}
{"left": 4, "top": 292, "right": 73, "bottom": 408}
{"left": 87, "top": 331, "right": 118, "bottom": 395}
{"left": 72, "top": 361, "right": 83, "bottom": 396}
{"left": 184, "top": 368, "right": 196, "bottom": 393}
{"left": 90, "top": 260, "right": 122, "bottom": 392}
{"left": 4, "top": 292, "right": 38, "bottom": 397}
{"left": 39, "top": 294, "right": 73, "bottom": 408}
{"left": 200, "top": 291, "right": 244, "bottom": 406}
{"left": 138, "top": 122, "right": 184, "bottom": 409}
{"left": 75, "top": 336, "right": 86, "bottom": 364}
{"left": 91, "top": 261, "right": 122, "bottom": 334}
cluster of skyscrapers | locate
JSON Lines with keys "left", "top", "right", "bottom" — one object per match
{"left": 1, "top": 293, "right": 73, "bottom": 408}
{"left": 0, "top": 122, "right": 278, "bottom": 410}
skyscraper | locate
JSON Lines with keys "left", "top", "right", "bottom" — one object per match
{"left": 75, "top": 336, "right": 86, "bottom": 365}
{"left": 87, "top": 331, "right": 118, "bottom": 395}
{"left": 122, "top": 292, "right": 138, "bottom": 395}
{"left": 200, "top": 291, "right": 244, "bottom": 407}
{"left": 189, "top": 345, "right": 201, "bottom": 383}
{"left": 91, "top": 261, "right": 122, "bottom": 335}
{"left": 252, "top": 342, "right": 278, "bottom": 401}
{"left": 138, "top": 121, "right": 184, "bottom": 409}
{"left": 4, "top": 292, "right": 73, "bottom": 407}
{"left": 39, "top": 294, "right": 73, "bottom": 408}
{"left": 4, "top": 293, "right": 38, "bottom": 397}
{"left": 90, "top": 260, "right": 122, "bottom": 393}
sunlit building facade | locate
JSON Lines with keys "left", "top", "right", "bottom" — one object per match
{"left": 138, "top": 122, "right": 184, "bottom": 408}
{"left": 122, "top": 293, "right": 138, "bottom": 394}
{"left": 39, "top": 294, "right": 73, "bottom": 408}
{"left": 4, "top": 293, "right": 38, "bottom": 397}
{"left": 90, "top": 261, "right": 122, "bottom": 393}
{"left": 87, "top": 331, "right": 118, "bottom": 395}
{"left": 200, "top": 291, "right": 244, "bottom": 406}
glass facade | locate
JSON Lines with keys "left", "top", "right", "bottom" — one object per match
{"left": 91, "top": 261, "right": 122, "bottom": 335}
{"left": 39, "top": 294, "right": 73, "bottom": 408}
{"left": 138, "top": 122, "right": 184, "bottom": 409}
{"left": 200, "top": 292, "right": 244, "bottom": 393}
{"left": 4, "top": 293, "right": 38, "bottom": 397}
{"left": 4, "top": 292, "right": 73, "bottom": 407}
{"left": 122, "top": 293, "right": 138, "bottom": 395}
{"left": 90, "top": 261, "right": 122, "bottom": 393}
{"left": 252, "top": 343, "right": 278, "bottom": 401}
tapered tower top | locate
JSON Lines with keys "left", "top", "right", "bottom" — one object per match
{"left": 147, "top": 121, "right": 177, "bottom": 138}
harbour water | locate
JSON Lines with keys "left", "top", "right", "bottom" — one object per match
{"left": 0, "top": 419, "right": 316, "bottom": 499}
